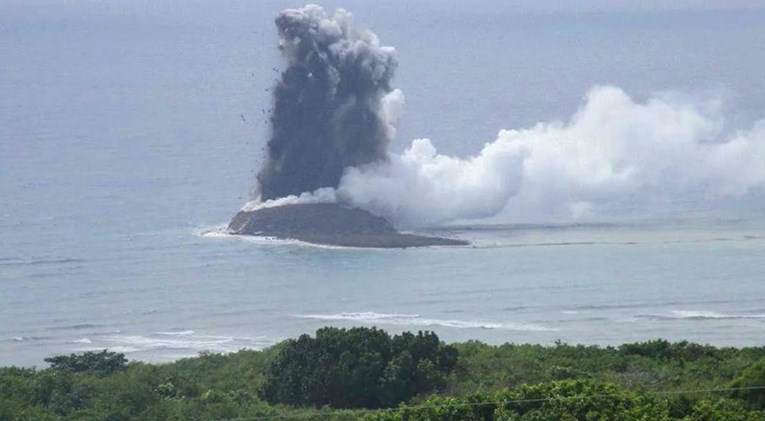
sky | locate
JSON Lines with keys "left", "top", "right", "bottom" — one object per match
{"left": 2, "top": 0, "right": 764, "bottom": 224}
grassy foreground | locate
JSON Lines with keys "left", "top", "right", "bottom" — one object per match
{"left": 1, "top": 327, "right": 764, "bottom": 420}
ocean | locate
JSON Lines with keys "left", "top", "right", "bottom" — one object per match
{"left": 2, "top": 1, "right": 764, "bottom": 367}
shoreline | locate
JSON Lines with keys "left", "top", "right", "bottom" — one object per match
{"left": 229, "top": 203, "right": 470, "bottom": 248}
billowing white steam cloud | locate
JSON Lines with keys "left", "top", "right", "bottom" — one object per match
{"left": 335, "top": 86, "right": 765, "bottom": 226}
{"left": 253, "top": 85, "right": 764, "bottom": 227}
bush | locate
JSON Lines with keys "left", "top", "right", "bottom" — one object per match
{"left": 366, "top": 377, "right": 765, "bottom": 420}
{"left": 259, "top": 327, "right": 457, "bottom": 408}
{"left": 365, "top": 380, "right": 673, "bottom": 421}
{"left": 44, "top": 350, "right": 127, "bottom": 375}
{"left": 730, "top": 357, "right": 765, "bottom": 409}
{"left": 618, "top": 340, "right": 718, "bottom": 362}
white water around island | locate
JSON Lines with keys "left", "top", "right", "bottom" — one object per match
{"left": 2, "top": 1, "right": 765, "bottom": 366}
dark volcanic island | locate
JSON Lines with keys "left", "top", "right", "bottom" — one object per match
{"left": 229, "top": 7, "right": 468, "bottom": 248}
{"left": 229, "top": 204, "right": 468, "bottom": 248}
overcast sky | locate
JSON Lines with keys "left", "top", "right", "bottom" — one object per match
{"left": 2, "top": 0, "right": 764, "bottom": 18}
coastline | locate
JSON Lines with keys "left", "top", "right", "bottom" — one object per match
{"left": 229, "top": 203, "right": 469, "bottom": 248}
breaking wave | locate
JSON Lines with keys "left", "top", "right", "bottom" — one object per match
{"left": 295, "top": 312, "right": 557, "bottom": 331}
{"left": 64, "top": 332, "right": 280, "bottom": 357}
{"left": 636, "top": 310, "right": 765, "bottom": 321}
{"left": 0, "top": 256, "right": 84, "bottom": 267}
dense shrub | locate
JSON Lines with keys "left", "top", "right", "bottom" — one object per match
{"left": 44, "top": 350, "right": 127, "bottom": 375}
{"left": 365, "top": 380, "right": 765, "bottom": 421}
{"left": 730, "top": 357, "right": 765, "bottom": 409}
{"left": 618, "top": 339, "right": 720, "bottom": 362}
{"left": 259, "top": 327, "right": 458, "bottom": 408}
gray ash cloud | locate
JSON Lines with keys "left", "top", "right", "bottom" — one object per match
{"left": 257, "top": 5, "right": 398, "bottom": 201}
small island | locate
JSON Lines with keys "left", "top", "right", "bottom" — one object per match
{"left": 228, "top": 203, "right": 468, "bottom": 248}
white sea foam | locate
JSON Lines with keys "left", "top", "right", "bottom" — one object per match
{"left": 295, "top": 312, "right": 557, "bottom": 331}
{"left": 637, "top": 310, "right": 765, "bottom": 320}
{"left": 107, "top": 346, "right": 142, "bottom": 354}
{"left": 200, "top": 230, "right": 300, "bottom": 246}
{"left": 669, "top": 310, "right": 765, "bottom": 320}
{"left": 198, "top": 227, "right": 384, "bottom": 251}
{"left": 100, "top": 332, "right": 277, "bottom": 355}
{"left": 155, "top": 330, "right": 195, "bottom": 336}
{"left": 198, "top": 229, "right": 230, "bottom": 238}
{"left": 7, "top": 336, "right": 50, "bottom": 343}
{"left": 299, "top": 312, "right": 421, "bottom": 321}
{"left": 194, "top": 225, "right": 229, "bottom": 237}
{"left": 105, "top": 334, "right": 233, "bottom": 350}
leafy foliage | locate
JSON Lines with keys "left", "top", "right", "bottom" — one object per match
{"left": 617, "top": 339, "right": 720, "bottom": 362}
{"left": 1, "top": 331, "right": 764, "bottom": 420}
{"left": 447, "top": 340, "right": 765, "bottom": 395}
{"left": 365, "top": 380, "right": 765, "bottom": 421}
{"left": 260, "top": 327, "right": 458, "bottom": 408}
{"left": 44, "top": 350, "right": 127, "bottom": 375}
{"left": 730, "top": 357, "right": 765, "bottom": 409}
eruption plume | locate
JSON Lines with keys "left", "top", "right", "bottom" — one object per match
{"left": 248, "top": 6, "right": 765, "bottom": 227}
{"left": 257, "top": 5, "right": 401, "bottom": 201}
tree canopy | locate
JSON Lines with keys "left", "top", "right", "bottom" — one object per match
{"left": 1, "top": 329, "right": 764, "bottom": 420}
{"left": 259, "top": 327, "right": 458, "bottom": 408}
{"left": 44, "top": 350, "right": 127, "bottom": 375}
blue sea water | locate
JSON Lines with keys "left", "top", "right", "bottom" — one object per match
{"left": 2, "top": 1, "right": 765, "bottom": 366}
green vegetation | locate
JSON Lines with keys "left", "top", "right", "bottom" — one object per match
{"left": 261, "top": 327, "right": 457, "bottom": 408}
{"left": 1, "top": 329, "right": 763, "bottom": 420}
{"left": 730, "top": 357, "right": 765, "bottom": 409}
{"left": 43, "top": 350, "right": 128, "bottom": 375}
{"left": 366, "top": 380, "right": 765, "bottom": 421}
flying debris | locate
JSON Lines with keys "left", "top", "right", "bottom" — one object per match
{"left": 255, "top": 5, "right": 398, "bottom": 201}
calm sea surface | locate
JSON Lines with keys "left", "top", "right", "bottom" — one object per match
{"left": 2, "top": 1, "right": 764, "bottom": 366}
